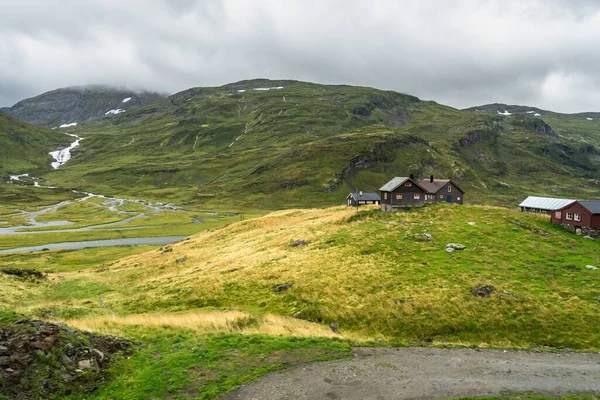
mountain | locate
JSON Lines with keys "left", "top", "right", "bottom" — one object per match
{"left": 0, "top": 112, "right": 72, "bottom": 176}
{"left": 3, "top": 85, "right": 167, "bottom": 128}
{"left": 33, "top": 79, "right": 600, "bottom": 209}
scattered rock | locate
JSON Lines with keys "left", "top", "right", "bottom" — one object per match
{"left": 394, "top": 298, "right": 415, "bottom": 304}
{"left": 293, "top": 311, "right": 302, "bottom": 319}
{"left": 292, "top": 239, "right": 307, "bottom": 247}
{"left": 329, "top": 322, "right": 339, "bottom": 333}
{"left": 446, "top": 243, "right": 466, "bottom": 250}
{"left": 471, "top": 285, "right": 496, "bottom": 298}
{"left": 422, "top": 233, "right": 432, "bottom": 241}
{"left": 585, "top": 265, "right": 598, "bottom": 270}
{"left": 445, "top": 247, "right": 455, "bottom": 253}
{"left": 497, "top": 290, "right": 517, "bottom": 300}
{"left": 77, "top": 359, "right": 95, "bottom": 370}
{"left": 584, "top": 236, "right": 594, "bottom": 240}
{"left": 274, "top": 282, "right": 293, "bottom": 292}
{"left": 175, "top": 257, "right": 187, "bottom": 264}
{"left": 467, "top": 222, "right": 476, "bottom": 226}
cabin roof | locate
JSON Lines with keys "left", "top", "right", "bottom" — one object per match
{"left": 379, "top": 177, "right": 426, "bottom": 192}
{"left": 347, "top": 192, "right": 381, "bottom": 201}
{"left": 577, "top": 200, "right": 600, "bottom": 214}
{"left": 519, "top": 196, "right": 575, "bottom": 211}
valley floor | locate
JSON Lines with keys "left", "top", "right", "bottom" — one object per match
{"left": 223, "top": 347, "right": 600, "bottom": 400}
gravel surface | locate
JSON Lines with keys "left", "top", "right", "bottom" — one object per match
{"left": 222, "top": 347, "right": 600, "bottom": 399}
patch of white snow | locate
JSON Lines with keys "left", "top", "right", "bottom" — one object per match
{"left": 237, "top": 89, "right": 246, "bottom": 93}
{"left": 587, "top": 117, "right": 593, "bottom": 121}
{"left": 525, "top": 111, "right": 535, "bottom": 114}
{"left": 497, "top": 110, "right": 512, "bottom": 116}
{"left": 105, "top": 109, "right": 126, "bottom": 115}
{"left": 59, "top": 122, "right": 78, "bottom": 128}
{"left": 534, "top": 113, "right": 541, "bottom": 116}
{"left": 122, "top": 97, "right": 132, "bottom": 103}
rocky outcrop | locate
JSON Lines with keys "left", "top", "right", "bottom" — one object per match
{"left": 512, "top": 116, "right": 556, "bottom": 137}
{"left": 0, "top": 320, "right": 133, "bottom": 400}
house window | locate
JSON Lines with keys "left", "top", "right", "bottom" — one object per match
{"left": 574, "top": 213, "right": 581, "bottom": 221}
{"left": 457, "top": 197, "right": 461, "bottom": 201}
{"left": 447, "top": 185, "right": 452, "bottom": 192}
{"left": 440, "top": 195, "right": 443, "bottom": 199}
{"left": 414, "top": 194, "right": 420, "bottom": 200}
{"left": 384, "top": 192, "right": 388, "bottom": 200}
{"left": 405, "top": 182, "right": 412, "bottom": 187}
{"left": 395, "top": 193, "right": 402, "bottom": 200}
{"left": 566, "top": 213, "right": 573, "bottom": 220}
{"left": 555, "top": 211, "right": 561, "bottom": 219}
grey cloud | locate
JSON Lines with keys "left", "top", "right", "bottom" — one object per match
{"left": 1, "top": 0, "right": 600, "bottom": 113}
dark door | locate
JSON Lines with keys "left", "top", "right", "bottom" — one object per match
{"left": 446, "top": 195, "right": 452, "bottom": 203}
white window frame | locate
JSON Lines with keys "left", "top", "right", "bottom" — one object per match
{"left": 395, "top": 193, "right": 403, "bottom": 200}
{"left": 457, "top": 197, "right": 461, "bottom": 201}
{"left": 405, "top": 182, "right": 412, "bottom": 187}
{"left": 555, "top": 211, "right": 561, "bottom": 219}
{"left": 447, "top": 185, "right": 452, "bottom": 192}
{"left": 414, "top": 193, "right": 421, "bottom": 200}
{"left": 440, "top": 195, "right": 443, "bottom": 199}
{"left": 566, "top": 212, "right": 573, "bottom": 220}
{"left": 574, "top": 213, "right": 581, "bottom": 222}
{"left": 384, "top": 192, "right": 388, "bottom": 200}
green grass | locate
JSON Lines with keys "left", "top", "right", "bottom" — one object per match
{"left": 24, "top": 79, "right": 597, "bottom": 210}
{"left": 82, "top": 328, "right": 351, "bottom": 400}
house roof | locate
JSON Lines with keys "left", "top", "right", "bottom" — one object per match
{"left": 578, "top": 200, "right": 600, "bottom": 214}
{"left": 418, "top": 178, "right": 468, "bottom": 194}
{"left": 519, "top": 196, "right": 575, "bottom": 211}
{"left": 347, "top": 192, "right": 381, "bottom": 201}
{"left": 379, "top": 177, "right": 426, "bottom": 192}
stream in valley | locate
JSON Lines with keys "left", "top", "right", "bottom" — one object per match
{"left": 2, "top": 132, "right": 189, "bottom": 252}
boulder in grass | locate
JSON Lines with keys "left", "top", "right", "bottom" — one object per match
{"left": 446, "top": 243, "right": 466, "bottom": 250}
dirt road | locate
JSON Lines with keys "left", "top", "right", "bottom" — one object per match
{"left": 222, "top": 347, "right": 600, "bottom": 399}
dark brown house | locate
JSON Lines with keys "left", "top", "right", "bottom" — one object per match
{"left": 551, "top": 200, "right": 600, "bottom": 229}
{"left": 379, "top": 177, "right": 428, "bottom": 211}
{"left": 418, "top": 176, "right": 465, "bottom": 205}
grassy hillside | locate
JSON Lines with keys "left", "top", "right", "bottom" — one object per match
{"left": 37, "top": 80, "right": 600, "bottom": 209}
{"left": 6, "top": 204, "right": 598, "bottom": 350}
{"left": 0, "top": 112, "right": 72, "bottom": 177}
{"left": 4, "top": 85, "right": 166, "bottom": 128}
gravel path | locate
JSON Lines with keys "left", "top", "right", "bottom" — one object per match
{"left": 222, "top": 347, "right": 600, "bottom": 399}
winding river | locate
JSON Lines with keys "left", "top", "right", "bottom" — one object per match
{"left": 2, "top": 132, "right": 189, "bottom": 252}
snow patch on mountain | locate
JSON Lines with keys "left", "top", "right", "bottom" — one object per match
{"left": 105, "top": 109, "right": 126, "bottom": 115}
{"left": 534, "top": 113, "right": 541, "bottom": 116}
{"left": 122, "top": 97, "right": 132, "bottom": 103}
{"left": 587, "top": 117, "right": 593, "bottom": 121}
{"left": 59, "top": 122, "right": 77, "bottom": 128}
{"left": 497, "top": 110, "right": 512, "bottom": 116}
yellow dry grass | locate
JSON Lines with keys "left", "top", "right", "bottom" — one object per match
{"left": 65, "top": 311, "right": 345, "bottom": 338}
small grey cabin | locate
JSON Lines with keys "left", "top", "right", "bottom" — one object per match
{"left": 347, "top": 192, "right": 381, "bottom": 206}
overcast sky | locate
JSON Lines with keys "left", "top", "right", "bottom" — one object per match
{"left": 1, "top": 0, "right": 600, "bottom": 112}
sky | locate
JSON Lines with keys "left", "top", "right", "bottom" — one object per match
{"left": 1, "top": 0, "right": 600, "bottom": 112}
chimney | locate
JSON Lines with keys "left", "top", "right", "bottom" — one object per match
{"left": 430, "top": 175, "right": 434, "bottom": 183}
{"left": 359, "top": 191, "right": 363, "bottom": 196}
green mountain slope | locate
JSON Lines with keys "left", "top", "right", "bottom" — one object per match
{"left": 0, "top": 112, "right": 72, "bottom": 176}
{"left": 4, "top": 85, "right": 166, "bottom": 128}
{"left": 39, "top": 80, "right": 600, "bottom": 208}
